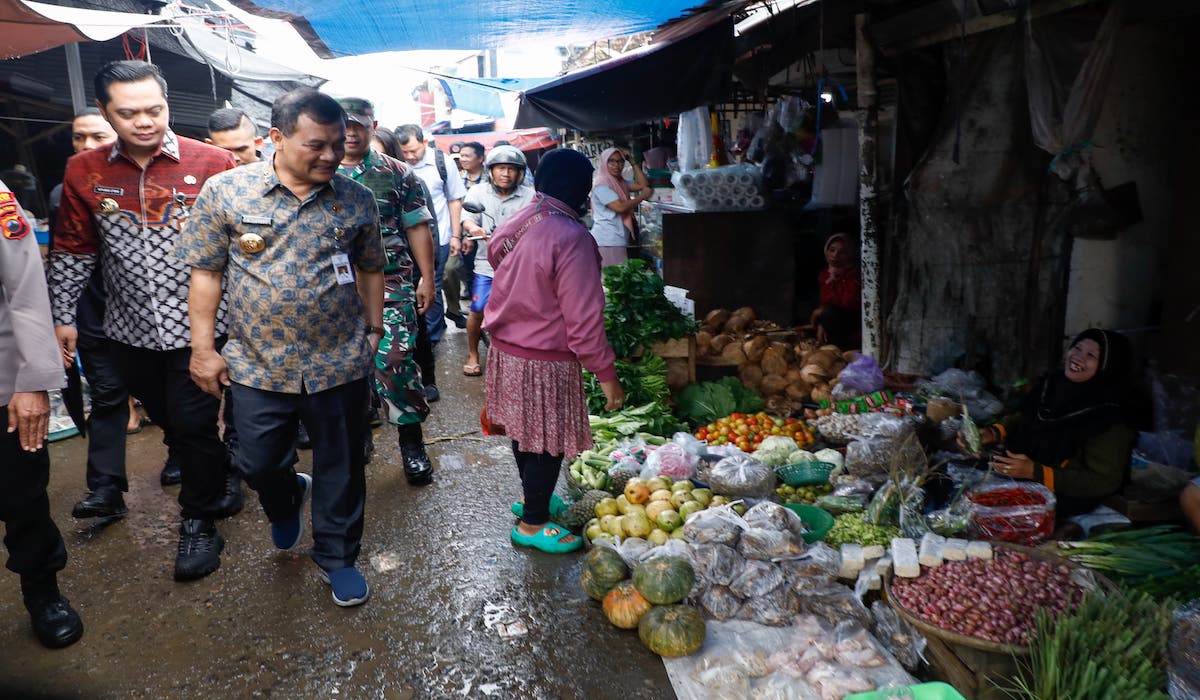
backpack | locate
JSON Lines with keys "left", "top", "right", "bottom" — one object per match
{"left": 433, "top": 147, "right": 448, "bottom": 187}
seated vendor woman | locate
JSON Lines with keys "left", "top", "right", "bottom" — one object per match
{"left": 810, "top": 233, "right": 862, "bottom": 348}
{"left": 959, "top": 328, "right": 1138, "bottom": 518}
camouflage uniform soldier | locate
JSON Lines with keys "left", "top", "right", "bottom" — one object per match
{"left": 337, "top": 98, "right": 436, "bottom": 485}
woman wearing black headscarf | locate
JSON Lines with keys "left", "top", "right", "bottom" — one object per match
{"left": 962, "top": 328, "right": 1138, "bottom": 516}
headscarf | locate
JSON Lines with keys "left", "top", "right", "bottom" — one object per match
{"left": 1007, "top": 328, "right": 1135, "bottom": 465}
{"left": 593, "top": 146, "right": 634, "bottom": 233}
{"left": 823, "top": 232, "right": 856, "bottom": 282}
{"left": 534, "top": 148, "right": 593, "bottom": 216}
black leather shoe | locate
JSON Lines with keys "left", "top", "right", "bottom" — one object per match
{"left": 23, "top": 593, "right": 83, "bottom": 649}
{"left": 212, "top": 471, "right": 244, "bottom": 520}
{"left": 424, "top": 384, "right": 440, "bottom": 403}
{"left": 296, "top": 422, "right": 312, "bottom": 450}
{"left": 71, "top": 488, "right": 127, "bottom": 519}
{"left": 398, "top": 424, "right": 433, "bottom": 485}
{"left": 446, "top": 311, "right": 467, "bottom": 329}
{"left": 160, "top": 455, "right": 182, "bottom": 487}
{"left": 174, "top": 519, "right": 223, "bottom": 581}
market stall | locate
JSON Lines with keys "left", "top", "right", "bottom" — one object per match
{"left": 548, "top": 263, "right": 1195, "bottom": 699}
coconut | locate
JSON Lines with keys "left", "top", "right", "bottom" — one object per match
{"left": 732, "top": 306, "right": 757, "bottom": 322}
{"left": 842, "top": 350, "right": 861, "bottom": 363}
{"left": 724, "top": 314, "right": 751, "bottom": 334}
{"left": 811, "top": 383, "right": 833, "bottom": 402}
{"left": 760, "top": 374, "right": 790, "bottom": 396}
{"left": 709, "top": 334, "right": 736, "bottom": 353}
{"left": 703, "top": 308, "right": 731, "bottom": 330}
{"left": 786, "top": 381, "right": 811, "bottom": 401}
{"left": 743, "top": 336, "right": 770, "bottom": 364}
{"left": 761, "top": 347, "right": 788, "bottom": 377}
{"left": 696, "top": 331, "right": 713, "bottom": 355}
{"left": 800, "top": 363, "right": 831, "bottom": 385}
{"left": 721, "top": 342, "right": 748, "bottom": 365}
{"left": 784, "top": 367, "right": 805, "bottom": 383}
{"left": 819, "top": 344, "right": 841, "bottom": 353}
{"left": 739, "top": 364, "right": 764, "bottom": 389}
{"left": 807, "top": 349, "right": 840, "bottom": 372}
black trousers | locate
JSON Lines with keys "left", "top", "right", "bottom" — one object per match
{"left": 109, "top": 343, "right": 225, "bottom": 519}
{"left": 0, "top": 407, "right": 67, "bottom": 579}
{"left": 230, "top": 379, "right": 369, "bottom": 571}
{"left": 512, "top": 441, "right": 563, "bottom": 525}
{"left": 412, "top": 271, "right": 436, "bottom": 388}
{"left": 76, "top": 334, "right": 132, "bottom": 492}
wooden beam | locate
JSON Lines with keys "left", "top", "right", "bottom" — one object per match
{"left": 884, "top": 0, "right": 1100, "bottom": 55}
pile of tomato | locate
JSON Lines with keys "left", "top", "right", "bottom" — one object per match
{"left": 694, "top": 412, "right": 815, "bottom": 452}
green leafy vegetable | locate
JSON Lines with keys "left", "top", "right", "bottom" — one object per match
{"left": 603, "top": 260, "right": 697, "bottom": 358}
{"left": 674, "top": 377, "right": 765, "bottom": 427}
{"left": 584, "top": 352, "right": 670, "bottom": 416}
{"left": 589, "top": 402, "right": 688, "bottom": 441}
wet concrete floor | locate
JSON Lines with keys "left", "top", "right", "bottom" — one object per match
{"left": 0, "top": 327, "right": 674, "bottom": 699}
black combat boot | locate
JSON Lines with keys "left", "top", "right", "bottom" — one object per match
{"left": 21, "top": 574, "right": 83, "bottom": 649}
{"left": 397, "top": 423, "right": 433, "bottom": 486}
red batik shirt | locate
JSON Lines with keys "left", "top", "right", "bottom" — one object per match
{"left": 49, "top": 131, "right": 236, "bottom": 350}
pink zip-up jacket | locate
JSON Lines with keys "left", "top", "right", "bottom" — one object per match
{"left": 483, "top": 193, "right": 617, "bottom": 382}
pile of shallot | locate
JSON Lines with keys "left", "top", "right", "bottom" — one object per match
{"left": 889, "top": 550, "right": 1084, "bottom": 646}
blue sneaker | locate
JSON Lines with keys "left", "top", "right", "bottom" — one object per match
{"left": 318, "top": 566, "right": 370, "bottom": 607}
{"left": 270, "top": 473, "right": 311, "bottom": 550}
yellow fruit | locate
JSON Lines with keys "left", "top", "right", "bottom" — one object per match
{"left": 671, "top": 480, "right": 694, "bottom": 493}
{"left": 586, "top": 524, "right": 604, "bottom": 541}
{"left": 645, "top": 477, "right": 667, "bottom": 493}
{"left": 649, "top": 489, "right": 673, "bottom": 503}
{"left": 625, "top": 481, "right": 651, "bottom": 505}
{"left": 670, "top": 491, "right": 693, "bottom": 509}
{"left": 625, "top": 503, "right": 647, "bottom": 518}
{"left": 622, "top": 512, "right": 652, "bottom": 538}
{"left": 605, "top": 515, "right": 626, "bottom": 537}
{"left": 600, "top": 514, "right": 618, "bottom": 533}
{"left": 616, "top": 494, "right": 631, "bottom": 514}
{"left": 647, "top": 529, "right": 669, "bottom": 546}
{"left": 646, "top": 501, "right": 672, "bottom": 522}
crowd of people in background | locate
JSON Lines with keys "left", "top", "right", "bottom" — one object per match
{"left": 0, "top": 58, "right": 650, "bottom": 649}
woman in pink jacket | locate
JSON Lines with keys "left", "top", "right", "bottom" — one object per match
{"left": 483, "top": 149, "right": 624, "bottom": 553}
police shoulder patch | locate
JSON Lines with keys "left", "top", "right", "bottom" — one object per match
{"left": 0, "top": 191, "right": 30, "bottom": 241}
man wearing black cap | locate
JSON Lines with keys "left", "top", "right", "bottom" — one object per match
{"left": 337, "top": 97, "right": 437, "bottom": 485}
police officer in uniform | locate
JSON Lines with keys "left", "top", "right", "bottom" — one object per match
{"left": 0, "top": 180, "right": 84, "bottom": 648}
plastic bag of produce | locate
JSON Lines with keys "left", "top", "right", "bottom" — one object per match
{"left": 608, "top": 434, "right": 650, "bottom": 463}
{"left": 708, "top": 454, "right": 775, "bottom": 499}
{"left": 845, "top": 438, "right": 894, "bottom": 476}
{"left": 743, "top": 501, "right": 808, "bottom": 540}
{"left": 682, "top": 505, "right": 747, "bottom": 546}
{"left": 737, "top": 527, "right": 806, "bottom": 561}
{"left": 779, "top": 542, "right": 842, "bottom": 580}
{"left": 814, "top": 448, "right": 845, "bottom": 471}
{"left": 864, "top": 481, "right": 900, "bottom": 525}
{"left": 643, "top": 442, "right": 699, "bottom": 480}
{"left": 925, "top": 507, "right": 972, "bottom": 537}
{"left": 796, "top": 584, "right": 873, "bottom": 628}
{"left": 642, "top": 537, "right": 692, "bottom": 563}
{"left": 614, "top": 536, "right": 656, "bottom": 566}
{"left": 815, "top": 493, "right": 869, "bottom": 515}
{"left": 699, "top": 585, "right": 743, "bottom": 621}
{"left": 870, "top": 600, "right": 926, "bottom": 671}
{"left": 740, "top": 583, "right": 793, "bottom": 626}
{"left": 851, "top": 413, "right": 912, "bottom": 440}
{"left": 690, "top": 543, "right": 744, "bottom": 587}
{"left": 898, "top": 483, "right": 930, "bottom": 539}
{"left": 1168, "top": 599, "right": 1200, "bottom": 699}
{"left": 832, "top": 477, "right": 878, "bottom": 497}
{"left": 753, "top": 436, "right": 800, "bottom": 467}
{"left": 966, "top": 480, "right": 1056, "bottom": 546}
{"left": 729, "top": 559, "right": 785, "bottom": 598}
{"left": 672, "top": 431, "right": 708, "bottom": 457}
{"left": 838, "top": 354, "right": 886, "bottom": 394}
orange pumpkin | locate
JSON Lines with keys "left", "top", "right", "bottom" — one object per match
{"left": 602, "top": 580, "right": 653, "bottom": 629}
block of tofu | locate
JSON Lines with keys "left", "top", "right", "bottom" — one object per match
{"left": 943, "top": 538, "right": 968, "bottom": 561}
{"left": 967, "top": 540, "right": 994, "bottom": 560}
{"left": 862, "top": 544, "right": 886, "bottom": 560}
{"left": 918, "top": 532, "right": 946, "bottom": 567}
{"left": 875, "top": 555, "right": 893, "bottom": 577}
{"left": 839, "top": 543, "right": 865, "bottom": 579}
{"left": 892, "top": 538, "right": 920, "bottom": 578}
{"left": 856, "top": 566, "right": 882, "bottom": 591}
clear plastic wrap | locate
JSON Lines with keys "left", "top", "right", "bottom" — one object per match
{"left": 738, "top": 527, "right": 806, "bottom": 561}
{"left": 741, "top": 584, "right": 794, "bottom": 626}
{"left": 815, "top": 494, "right": 869, "bottom": 515}
{"left": 691, "top": 543, "right": 744, "bottom": 587}
{"left": 682, "top": 505, "right": 747, "bottom": 546}
{"left": 795, "top": 584, "right": 874, "bottom": 628}
{"left": 851, "top": 413, "right": 913, "bottom": 440}
{"left": 966, "top": 480, "right": 1057, "bottom": 546}
{"left": 864, "top": 481, "right": 900, "bottom": 525}
{"left": 814, "top": 413, "right": 861, "bottom": 444}
{"left": 845, "top": 438, "right": 895, "bottom": 476}
{"left": 897, "top": 484, "right": 930, "bottom": 539}
{"left": 1169, "top": 599, "right": 1200, "bottom": 699}
{"left": 708, "top": 453, "right": 776, "bottom": 498}
{"left": 870, "top": 601, "right": 926, "bottom": 672}
{"left": 778, "top": 542, "right": 842, "bottom": 580}
{"left": 744, "top": 501, "right": 809, "bottom": 541}
{"left": 700, "top": 584, "right": 745, "bottom": 621}
{"left": 673, "top": 431, "right": 709, "bottom": 457}
{"left": 730, "top": 559, "right": 786, "bottom": 599}
{"left": 643, "top": 441, "right": 700, "bottom": 480}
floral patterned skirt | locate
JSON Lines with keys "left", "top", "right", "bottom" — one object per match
{"left": 484, "top": 346, "right": 592, "bottom": 459}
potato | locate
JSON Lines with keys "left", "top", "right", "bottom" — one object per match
{"left": 761, "top": 374, "right": 790, "bottom": 396}
{"left": 696, "top": 331, "right": 713, "bottom": 355}
{"left": 739, "top": 364, "right": 764, "bottom": 389}
{"left": 743, "top": 336, "right": 770, "bottom": 364}
{"left": 710, "top": 334, "right": 735, "bottom": 353}
{"left": 721, "top": 342, "right": 747, "bottom": 365}
{"left": 704, "top": 308, "right": 732, "bottom": 329}
{"left": 761, "top": 347, "right": 788, "bottom": 377}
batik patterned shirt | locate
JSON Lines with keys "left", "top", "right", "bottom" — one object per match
{"left": 49, "top": 131, "right": 236, "bottom": 350}
{"left": 175, "top": 160, "right": 385, "bottom": 394}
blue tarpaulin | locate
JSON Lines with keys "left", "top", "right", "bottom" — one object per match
{"left": 230, "top": 0, "right": 708, "bottom": 57}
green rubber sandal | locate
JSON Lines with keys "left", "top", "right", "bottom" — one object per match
{"left": 510, "top": 523, "right": 583, "bottom": 554}
{"left": 511, "top": 493, "right": 567, "bottom": 519}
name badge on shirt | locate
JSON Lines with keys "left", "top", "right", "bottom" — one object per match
{"left": 332, "top": 253, "right": 354, "bottom": 285}
{"left": 241, "top": 214, "right": 272, "bottom": 225}
{"left": 94, "top": 186, "right": 124, "bottom": 196}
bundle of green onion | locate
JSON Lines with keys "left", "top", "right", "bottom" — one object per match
{"left": 1057, "top": 526, "right": 1200, "bottom": 580}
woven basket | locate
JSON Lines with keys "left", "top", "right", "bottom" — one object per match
{"left": 563, "top": 469, "right": 587, "bottom": 501}
{"left": 775, "top": 461, "right": 835, "bottom": 486}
